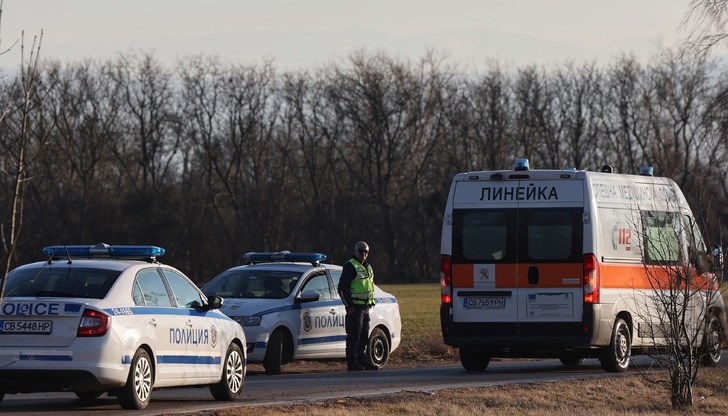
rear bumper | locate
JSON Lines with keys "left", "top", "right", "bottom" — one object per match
{"left": 440, "top": 303, "right": 609, "bottom": 357}
{"left": 0, "top": 370, "right": 108, "bottom": 393}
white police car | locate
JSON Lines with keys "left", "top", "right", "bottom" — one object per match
{"left": 0, "top": 244, "right": 247, "bottom": 409}
{"left": 202, "top": 252, "right": 402, "bottom": 375}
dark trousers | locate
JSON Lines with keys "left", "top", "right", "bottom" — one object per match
{"left": 345, "top": 306, "right": 370, "bottom": 369}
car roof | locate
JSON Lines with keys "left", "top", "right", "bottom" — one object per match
{"left": 12, "top": 258, "right": 162, "bottom": 273}
{"left": 227, "top": 262, "right": 342, "bottom": 273}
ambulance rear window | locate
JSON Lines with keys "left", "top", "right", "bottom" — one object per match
{"left": 527, "top": 211, "right": 576, "bottom": 260}
{"left": 456, "top": 211, "right": 509, "bottom": 262}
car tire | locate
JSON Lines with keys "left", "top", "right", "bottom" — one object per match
{"left": 210, "top": 343, "right": 245, "bottom": 400}
{"left": 599, "top": 317, "right": 631, "bottom": 372}
{"left": 459, "top": 348, "right": 490, "bottom": 371}
{"left": 701, "top": 313, "right": 723, "bottom": 367}
{"left": 75, "top": 391, "right": 104, "bottom": 400}
{"left": 365, "top": 327, "right": 390, "bottom": 369}
{"left": 263, "top": 329, "right": 285, "bottom": 375}
{"left": 117, "top": 348, "right": 153, "bottom": 410}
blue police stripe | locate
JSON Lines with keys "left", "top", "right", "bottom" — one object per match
{"left": 103, "top": 306, "right": 231, "bottom": 321}
{"left": 157, "top": 355, "right": 222, "bottom": 365}
{"left": 122, "top": 355, "right": 222, "bottom": 365}
{"left": 252, "top": 299, "right": 340, "bottom": 317}
{"left": 20, "top": 354, "right": 73, "bottom": 361}
{"left": 297, "top": 335, "right": 346, "bottom": 345}
{"left": 64, "top": 303, "right": 83, "bottom": 313}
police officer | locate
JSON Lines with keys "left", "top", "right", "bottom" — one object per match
{"left": 337, "top": 241, "right": 375, "bottom": 371}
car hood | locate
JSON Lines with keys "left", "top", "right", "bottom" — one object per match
{"left": 220, "top": 297, "right": 293, "bottom": 317}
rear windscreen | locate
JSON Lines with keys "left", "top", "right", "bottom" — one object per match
{"left": 453, "top": 208, "right": 583, "bottom": 263}
{"left": 4, "top": 267, "right": 122, "bottom": 299}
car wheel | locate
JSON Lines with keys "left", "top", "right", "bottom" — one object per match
{"left": 75, "top": 390, "right": 104, "bottom": 400}
{"left": 701, "top": 313, "right": 723, "bottom": 367}
{"left": 365, "top": 327, "right": 390, "bottom": 369}
{"left": 600, "top": 318, "right": 631, "bottom": 372}
{"left": 117, "top": 348, "right": 153, "bottom": 409}
{"left": 559, "top": 355, "right": 585, "bottom": 367}
{"left": 263, "top": 330, "right": 285, "bottom": 375}
{"left": 459, "top": 348, "right": 490, "bottom": 371}
{"left": 210, "top": 343, "right": 245, "bottom": 400}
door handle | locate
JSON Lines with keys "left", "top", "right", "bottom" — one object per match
{"left": 528, "top": 266, "right": 539, "bottom": 285}
{"left": 185, "top": 319, "right": 193, "bottom": 327}
{"left": 148, "top": 318, "right": 157, "bottom": 327}
{"left": 329, "top": 308, "right": 337, "bottom": 315}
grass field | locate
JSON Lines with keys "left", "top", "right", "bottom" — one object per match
{"left": 218, "top": 283, "right": 728, "bottom": 416}
{"left": 378, "top": 283, "right": 456, "bottom": 363}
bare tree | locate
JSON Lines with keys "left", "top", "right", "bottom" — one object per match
{"left": 682, "top": 0, "right": 728, "bottom": 58}
{"left": 1, "top": 27, "right": 46, "bottom": 286}
{"left": 628, "top": 193, "right": 724, "bottom": 411}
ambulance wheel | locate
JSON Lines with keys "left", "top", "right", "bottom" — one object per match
{"left": 210, "top": 343, "right": 245, "bottom": 400}
{"left": 600, "top": 318, "right": 631, "bottom": 372}
{"left": 459, "top": 348, "right": 490, "bottom": 371}
{"left": 263, "top": 329, "right": 287, "bottom": 375}
{"left": 701, "top": 313, "right": 723, "bottom": 367}
{"left": 118, "top": 348, "right": 153, "bottom": 409}
{"left": 365, "top": 327, "right": 390, "bottom": 369}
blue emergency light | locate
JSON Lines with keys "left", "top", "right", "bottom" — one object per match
{"left": 514, "top": 158, "right": 530, "bottom": 171}
{"left": 242, "top": 251, "right": 326, "bottom": 265}
{"left": 43, "top": 243, "right": 166, "bottom": 258}
{"left": 639, "top": 165, "right": 654, "bottom": 176}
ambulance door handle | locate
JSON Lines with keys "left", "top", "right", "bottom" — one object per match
{"left": 528, "top": 266, "right": 539, "bottom": 285}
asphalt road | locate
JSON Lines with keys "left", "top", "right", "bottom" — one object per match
{"left": 0, "top": 356, "right": 721, "bottom": 416}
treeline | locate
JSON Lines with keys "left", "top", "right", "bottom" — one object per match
{"left": 1, "top": 50, "right": 727, "bottom": 283}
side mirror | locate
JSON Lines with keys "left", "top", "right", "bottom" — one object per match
{"left": 205, "top": 295, "right": 224, "bottom": 310}
{"left": 295, "top": 290, "right": 320, "bottom": 304}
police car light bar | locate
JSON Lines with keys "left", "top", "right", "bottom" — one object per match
{"left": 242, "top": 251, "right": 327, "bottom": 265}
{"left": 43, "top": 243, "right": 166, "bottom": 258}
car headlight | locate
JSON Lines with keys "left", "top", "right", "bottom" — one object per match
{"left": 233, "top": 316, "right": 261, "bottom": 326}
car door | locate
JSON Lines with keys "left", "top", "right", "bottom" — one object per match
{"left": 161, "top": 269, "right": 222, "bottom": 381}
{"left": 328, "top": 268, "right": 347, "bottom": 354}
{"left": 133, "top": 268, "right": 183, "bottom": 381}
{"left": 295, "top": 272, "right": 343, "bottom": 358}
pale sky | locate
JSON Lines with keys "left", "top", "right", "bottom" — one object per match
{"left": 1, "top": 0, "right": 690, "bottom": 71}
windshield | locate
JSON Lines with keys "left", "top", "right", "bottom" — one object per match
{"left": 4, "top": 266, "right": 122, "bottom": 299}
{"left": 203, "top": 269, "right": 302, "bottom": 299}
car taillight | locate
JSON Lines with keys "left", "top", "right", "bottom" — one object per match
{"left": 77, "top": 309, "right": 110, "bottom": 337}
{"left": 441, "top": 254, "right": 452, "bottom": 305}
{"left": 583, "top": 253, "right": 600, "bottom": 304}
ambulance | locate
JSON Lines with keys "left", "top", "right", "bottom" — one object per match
{"left": 439, "top": 159, "right": 725, "bottom": 372}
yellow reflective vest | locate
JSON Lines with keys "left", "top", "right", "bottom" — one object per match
{"left": 348, "top": 258, "right": 375, "bottom": 307}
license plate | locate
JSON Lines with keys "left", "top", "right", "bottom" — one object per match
{"left": 463, "top": 297, "right": 505, "bottom": 309}
{"left": 0, "top": 320, "right": 53, "bottom": 334}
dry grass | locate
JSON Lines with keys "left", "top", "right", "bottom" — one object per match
{"left": 215, "top": 368, "right": 728, "bottom": 416}
{"left": 213, "top": 283, "right": 728, "bottom": 415}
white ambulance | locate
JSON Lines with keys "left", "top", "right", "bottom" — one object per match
{"left": 439, "top": 160, "right": 725, "bottom": 372}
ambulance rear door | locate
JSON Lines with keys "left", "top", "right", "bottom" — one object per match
{"left": 449, "top": 176, "right": 585, "bottom": 339}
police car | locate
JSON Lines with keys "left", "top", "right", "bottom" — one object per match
{"left": 0, "top": 244, "right": 247, "bottom": 409}
{"left": 202, "top": 251, "right": 402, "bottom": 375}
